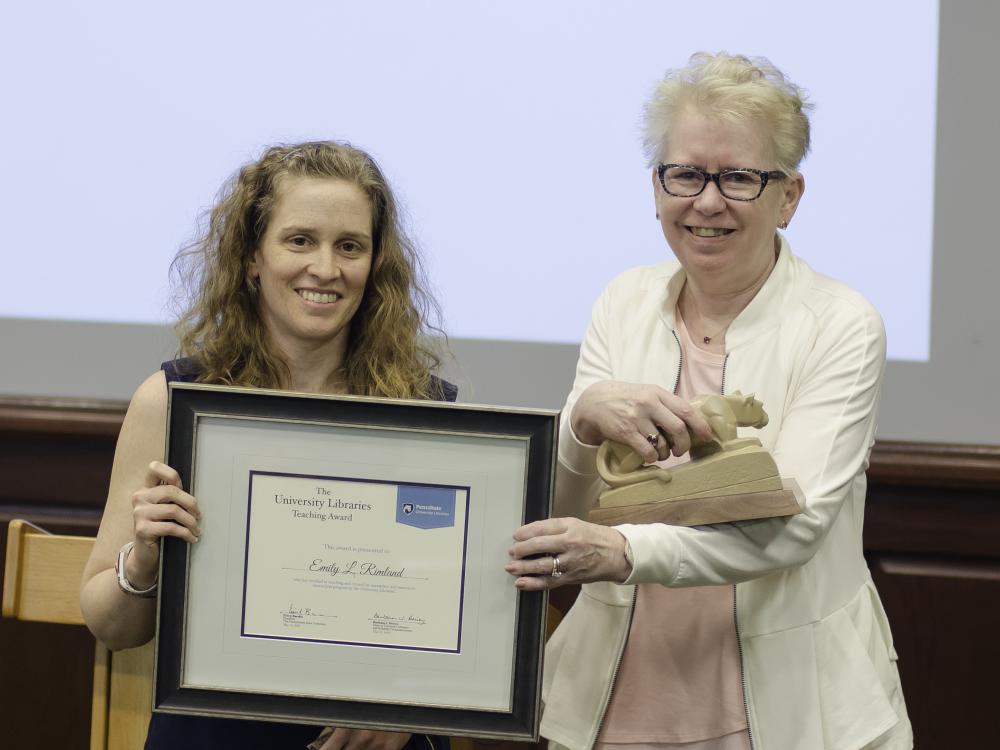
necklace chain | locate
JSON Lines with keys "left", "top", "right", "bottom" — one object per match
{"left": 683, "top": 287, "right": 733, "bottom": 345}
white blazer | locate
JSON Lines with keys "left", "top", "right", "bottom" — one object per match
{"left": 541, "top": 239, "right": 912, "bottom": 750}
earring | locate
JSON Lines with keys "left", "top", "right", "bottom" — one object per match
{"left": 656, "top": 213, "right": 660, "bottom": 220}
{"left": 247, "top": 276, "right": 259, "bottom": 295}
{"left": 779, "top": 220, "right": 789, "bottom": 230}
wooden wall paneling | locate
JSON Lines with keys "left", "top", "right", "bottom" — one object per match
{"left": 863, "top": 484, "right": 1000, "bottom": 560}
{"left": 0, "top": 398, "right": 123, "bottom": 748}
{"left": 0, "top": 616, "right": 97, "bottom": 747}
{"left": 868, "top": 441, "right": 1000, "bottom": 489}
{"left": 2, "top": 397, "right": 1000, "bottom": 749}
{"left": 865, "top": 444, "right": 1000, "bottom": 749}
{"left": 869, "top": 556, "right": 1000, "bottom": 749}
{"left": 0, "top": 396, "right": 125, "bottom": 515}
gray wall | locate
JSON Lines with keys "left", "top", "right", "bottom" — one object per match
{"left": 1, "top": 1, "right": 997, "bottom": 445}
{"left": 875, "top": 0, "right": 1000, "bottom": 444}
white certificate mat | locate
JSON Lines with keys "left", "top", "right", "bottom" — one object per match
{"left": 180, "top": 416, "right": 524, "bottom": 711}
{"left": 242, "top": 471, "right": 469, "bottom": 653}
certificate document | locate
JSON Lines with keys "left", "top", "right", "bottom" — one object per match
{"left": 243, "top": 471, "right": 469, "bottom": 653}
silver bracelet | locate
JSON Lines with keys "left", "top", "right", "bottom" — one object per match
{"left": 115, "top": 541, "right": 158, "bottom": 598}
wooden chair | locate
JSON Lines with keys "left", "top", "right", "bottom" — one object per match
{"left": 3, "top": 518, "right": 566, "bottom": 750}
{"left": 2, "top": 519, "right": 153, "bottom": 750}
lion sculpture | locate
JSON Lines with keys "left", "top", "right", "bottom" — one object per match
{"left": 596, "top": 391, "right": 770, "bottom": 489}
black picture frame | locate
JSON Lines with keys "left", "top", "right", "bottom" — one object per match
{"left": 154, "top": 382, "right": 557, "bottom": 741}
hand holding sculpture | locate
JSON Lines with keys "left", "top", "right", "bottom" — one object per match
{"left": 570, "top": 381, "right": 714, "bottom": 464}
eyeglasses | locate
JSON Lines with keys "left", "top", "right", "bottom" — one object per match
{"left": 657, "top": 163, "right": 786, "bottom": 201}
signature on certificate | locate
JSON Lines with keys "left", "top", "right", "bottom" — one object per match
{"left": 368, "top": 611, "right": 428, "bottom": 634}
{"left": 281, "top": 604, "right": 337, "bottom": 624}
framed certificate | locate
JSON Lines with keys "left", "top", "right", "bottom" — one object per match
{"left": 154, "top": 382, "right": 558, "bottom": 741}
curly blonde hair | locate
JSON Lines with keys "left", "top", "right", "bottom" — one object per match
{"left": 172, "top": 141, "right": 443, "bottom": 398}
{"left": 643, "top": 52, "right": 813, "bottom": 176}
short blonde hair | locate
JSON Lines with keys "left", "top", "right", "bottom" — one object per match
{"left": 642, "top": 52, "right": 812, "bottom": 175}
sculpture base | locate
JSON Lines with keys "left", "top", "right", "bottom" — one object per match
{"left": 597, "top": 444, "right": 782, "bottom": 509}
{"left": 588, "top": 479, "right": 803, "bottom": 527}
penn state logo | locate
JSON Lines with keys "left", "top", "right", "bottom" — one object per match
{"left": 396, "top": 485, "right": 457, "bottom": 529}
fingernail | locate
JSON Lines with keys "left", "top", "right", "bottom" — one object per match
{"left": 307, "top": 729, "right": 332, "bottom": 749}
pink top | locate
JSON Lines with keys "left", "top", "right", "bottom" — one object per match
{"left": 595, "top": 312, "right": 751, "bottom": 750}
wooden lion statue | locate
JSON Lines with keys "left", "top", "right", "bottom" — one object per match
{"left": 596, "top": 391, "right": 775, "bottom": 497}
{"left": 688, "top": 390, "right": 768, "bottom": 459}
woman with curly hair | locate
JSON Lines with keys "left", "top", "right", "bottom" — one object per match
{"left": 80, "top": 141, "right": 453, "bottom": 750}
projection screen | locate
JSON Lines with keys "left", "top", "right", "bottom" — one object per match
{"left": 2, "top": 0, "right": 998, "bottom": 445}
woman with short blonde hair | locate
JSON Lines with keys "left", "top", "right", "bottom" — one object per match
{"left": 507, "top": 53, "right": 912, "bottom": 750}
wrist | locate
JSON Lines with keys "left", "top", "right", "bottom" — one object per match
{"left": 617, "top": 531, "right": 634, "bottom": 583}
{"left": 117, "top": 541, "right": 158, "bottom": 597}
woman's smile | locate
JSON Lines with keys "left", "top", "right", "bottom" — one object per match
{"left": 296, "top": 289, "right": 342, "bottom": 305}
{"left": 686, "top": 226, "right": 735, "bottom": 238}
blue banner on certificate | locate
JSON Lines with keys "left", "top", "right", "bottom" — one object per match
{"left": 241, "top": 471, "right": 470, "bottom": 653}
{"left": 396, "top": 484, "right": 456, "bottom": 529}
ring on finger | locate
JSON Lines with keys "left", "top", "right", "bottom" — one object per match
{"left": 551, "top": 556, "right": 563, "bottom": 578}
{"left": 645, "top": 432, "right": 660, "bottom": 448}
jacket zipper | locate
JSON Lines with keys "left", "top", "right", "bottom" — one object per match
{"left": 587, "top": 333, "right": 686, "bottom": 749}
{"left": 722, "top": 354, "right": 755, "bottom": 750}
{"left": 672, "top": 330, "right": 684, "bottom": 394}
{"left": 588, "top": 586, "right": 639, "bottom": 748}
{"left": 720, "top": 352, "right": 730, "bottom": 397}
{"left": 734, "top": 587, "right": 755, "bottom": 750}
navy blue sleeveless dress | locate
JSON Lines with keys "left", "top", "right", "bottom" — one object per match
{"left": 145, "top": 359, "right": 456, "bottom": 750}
